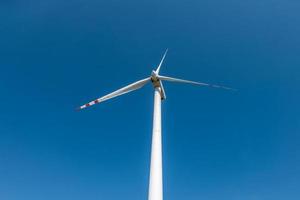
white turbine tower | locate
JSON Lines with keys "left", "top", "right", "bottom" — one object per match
{"left": 78, "top": 50, "right": 234, "bottom": 200}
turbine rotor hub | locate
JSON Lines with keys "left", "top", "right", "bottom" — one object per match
{"left": 151, "top": 70, "right": 158, "bottom": 77}
{"left": 150, "top": 70, "right": 161, "bottom": 88}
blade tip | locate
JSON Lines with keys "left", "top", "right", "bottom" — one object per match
{"left": 76, "top": 105, "right": 86, "bottom": 111}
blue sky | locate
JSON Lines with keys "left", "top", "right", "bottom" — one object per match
{"left": 1, "top": 0, "right": 300, "bottom": 199}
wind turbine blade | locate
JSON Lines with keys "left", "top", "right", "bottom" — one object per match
{"left": 155, "top": 49, "right": 168, "bottom": 74}
{"left": 78, "top": 77, "right": 150, "bottom": 110}
{"left": 159, "top": 81, "right": 166, "bottom": 100}
{"left": 158, "top": 75, "right": 236, "bottom": 91}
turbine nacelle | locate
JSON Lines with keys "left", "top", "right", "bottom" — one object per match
{"left": 151, "top": 70, "right": 159, "bottom": 82}
{"left": 150, "top": 70, "right": 166, "bottom": 100}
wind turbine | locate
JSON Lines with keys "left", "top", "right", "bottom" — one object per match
{"left": 78, "top": 49, "right": 234, "bottom": 200}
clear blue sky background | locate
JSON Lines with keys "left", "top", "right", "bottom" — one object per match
{"left": 1, "top": 0, "right": 300, "bottom": 200}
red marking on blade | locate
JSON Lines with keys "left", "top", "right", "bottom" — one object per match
{"left": 85, "top": 103, "right": 90, "bottom": 107}
{"left": 94, "top": 100, "right": 99, "bottom": 104}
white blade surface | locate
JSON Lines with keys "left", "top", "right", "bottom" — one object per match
{"left": 159, "top": 81, "right": 166, "bottom": 100}
{"left": 155, "top": 49, "right": 168, "bottom": 74}
{"left": 158, "top": 75, "right": 236, "bottom": 91}
{"left": 78, "top": 77, "right": 150, "bottom": 110}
